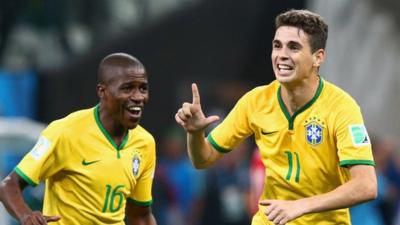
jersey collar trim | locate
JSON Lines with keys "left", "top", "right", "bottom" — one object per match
{"left": 94, "top": 104, "right": 129, "bottom": 158}
{"left": 277, "top": 77, "right": 324, "bottom": 130}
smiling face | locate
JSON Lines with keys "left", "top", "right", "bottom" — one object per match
{"left": 97, "top": 54, "right": 149, "bottom": 130}
{"left": 271, "top": 26, "right": 324, "bottom": 86}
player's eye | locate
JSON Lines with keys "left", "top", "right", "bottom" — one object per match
{"left": 139, "top": 85, "right": 148, "bottom": 93}
{"left": 120, "top": 85, "right": 132, "bottom": 92}
{"left": 272, "top": 42, "right": 281, "bottom": 49}
{"left": 289, "top": 43, "right": 301, "bottom": 51}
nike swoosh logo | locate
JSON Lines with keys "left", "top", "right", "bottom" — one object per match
{"left": 82, "top": 159, "right": 101, "bottom": 166}
{"left": 261, "top": 130, "right": 278, "bottom": 135}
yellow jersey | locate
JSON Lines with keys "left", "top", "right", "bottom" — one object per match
{"left": 208, "top": 78, "right": 374, "bottom": 225}
{"left": 15, "top": 105, "right": 156, "bottom": 225}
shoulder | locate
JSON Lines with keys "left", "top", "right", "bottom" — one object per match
{"left": 131, "top": 125, "right": 156, "bottom": 148}
{"left": 44, "top": 107, "right": 95, "bottom": 137}
{"left": 235, "top": 80, "right": 279, "bottom": 111}
{"left": 321, "top": 79, "right": 360, "bottom": 110}
{"left": 244, "top": 80, "right": 279, "bottom": 99}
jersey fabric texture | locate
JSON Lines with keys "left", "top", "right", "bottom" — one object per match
{"left": 15, "top": 105, "right": 156, "bottom": 225}
{"left": 208, "top": 78, "right": 374, "bottom": 225}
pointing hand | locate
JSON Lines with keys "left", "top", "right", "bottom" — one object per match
{"left": 175, "top": 83, "right": 219, "bottom": 133}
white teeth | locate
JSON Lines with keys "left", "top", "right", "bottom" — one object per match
{"left": 278, "top": 64, "right": 292, "bottom": 70}
{"left": 129, "top": 106, "right": 141, "bottom": 111}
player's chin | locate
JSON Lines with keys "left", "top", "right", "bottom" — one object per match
{"left": 125, "top": 118, "right": 141, "bottom": 130}
{"left": 274, "top": 69, "right": 295, "bottom": 80}
{"left": 276, "top": 75, "right": 295, "bottom": 84}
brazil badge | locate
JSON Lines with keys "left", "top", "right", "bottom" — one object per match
{"left": 304, "top": 116, "right": 325, "bottom": 146}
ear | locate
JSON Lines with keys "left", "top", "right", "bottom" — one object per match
{"left": 312, "top": 49, "right": 325, "bottom": 67}
{"left": 97, "top": 84, "right": 106, "bottom": 98}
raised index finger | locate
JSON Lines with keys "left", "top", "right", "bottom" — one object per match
{"left": 192, "top": 83, "right": 201, "bottom": 105}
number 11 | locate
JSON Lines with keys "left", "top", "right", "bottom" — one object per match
{"left": 284, "top": 151, "right": 300, "bottom": 183}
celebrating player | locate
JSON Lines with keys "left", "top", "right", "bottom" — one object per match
{"left": 175, "top": 9, "right": 377, "bottom": 225}
{"left": 0, "top": 53, "right": 157, "bottom": 225}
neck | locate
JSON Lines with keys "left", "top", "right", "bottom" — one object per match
{"left": 98, "top": 105, "right": 127, "bottom": 146}
{"left": 280, "top": 75, "right": 320, "bottom": 116}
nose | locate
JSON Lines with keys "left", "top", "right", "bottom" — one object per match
{"left": 276, "top": 47, "right": 289, "bottom": 59}
{"left": 130, "top": 89, "right": 145, "bottom": 102}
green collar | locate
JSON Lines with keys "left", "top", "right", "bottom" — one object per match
{"left": 277, "top": 77, "right": 324, "bottom": 130}
{"left": 94, "top": 104, "right": 129, "bottom": 158}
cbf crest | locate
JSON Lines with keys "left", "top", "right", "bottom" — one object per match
{"left": 132, "top": 153, "right": 142, "bottom": 177}
{"left": 304, "top": 116, "right": 325, "bottom": 146}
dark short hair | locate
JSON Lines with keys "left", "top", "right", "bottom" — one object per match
{"left": 275, "top": 9, "right": 328, "bottom": 52}
{"left": 97, "top": 53, "right": 145, "bottom": 84}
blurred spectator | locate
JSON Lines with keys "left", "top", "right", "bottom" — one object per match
{"left": 349, "top": 176, "right": 388, "bottom": 225}
{"left": 200, "top": 140, "right": 251, "bottom": 225}
{"left": 153, "top": 126, "right": 205, "bottom": 225}
{"left": 375, "top": 136, "right": 400, "bottom": 225}
{"left": 248, "top": 149, "right": 265, "bottom": 217}
{"left": 350, "top": 135, "right": 400, "bottom": 225}
{"left": 194, "top": 80, "right": 253, "bottom": 225}
{"left": 395, "top": 206, "right": 400, "bottom": 225}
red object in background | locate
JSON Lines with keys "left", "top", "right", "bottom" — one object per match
{"left": 249, "top": 149, "right": 265, "bottom": 215}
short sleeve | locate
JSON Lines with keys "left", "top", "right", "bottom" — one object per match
{"left": 129, "top": 137, "right": 156, "bottom": 206}
{"left": 335, "top": 101, "right": 375, "bottom": 167}
{"left": 15, "top": 122, "right": 67, "bottom": 186}
{"left": 208, "top": 92, "right": 253, "bottom": 153}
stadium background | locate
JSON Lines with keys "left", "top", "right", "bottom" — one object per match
{"left": 1, "top": 0, "right": 400, "bottom": 224}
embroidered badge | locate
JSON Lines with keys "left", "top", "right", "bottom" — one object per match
{"left": 304, "top": 116, "right": 325, "bottom": 146}
{"left": 349, "top": 124, "right": 370, "bottom": 147}
{"left": 132, "top": 154, "right": 141, "bottom": 177}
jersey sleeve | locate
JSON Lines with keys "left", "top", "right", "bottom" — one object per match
{"left": 335, "top": 100, "right": 375, "bottom": 167}
{"left": 208, "top": 91, "right": 253, "bottom": 153}
{"left": 129, "top": 136, "right": 156, "bottom": 206}
{"left": 14, "top": 121, "right": 67, "bottom": 186}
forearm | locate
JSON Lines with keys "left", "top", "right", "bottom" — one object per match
{"left": 126, "top": 204, "right": 157, "bottom": 225}
{"left": 128, "top": 214, "right": 157, "bottom": 225}
{"left": 0, "top": 174, "right": 32, "bottom": 221}
{"left": 187, "top": 132, "right": 220, "bottom": 169}
{"left": 146, "top": 214, "right": 157, "bottom": 225}
{"left": 301, "top": 166, "right": 377, "bottom": 215}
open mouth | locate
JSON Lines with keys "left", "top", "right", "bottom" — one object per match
{"left": 126, "top": 106, "right": 142, "bottom": 119}
{"left": 277, "top": 63, "right": 293, "bottom": 72}
{"left": 276, "top": 63, "right": 294, "bottom": 77}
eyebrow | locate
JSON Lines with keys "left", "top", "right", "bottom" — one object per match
{"left": 122, "top": 80, "right": 149, "bottom": 85}
{"left": 272, "top": 40, "right": 280, "bottom": 44}
{"left": 288, "top": 40, "right": 302, "bottom": 46}
{"left": 272, "top": 39, "right": 302, "bottom": 46}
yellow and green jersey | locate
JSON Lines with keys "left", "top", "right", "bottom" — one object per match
{"left": 208, "top": 78, "right": 374, "bottom": 225}
{"left": 15, "top": 105, "right": 156, "bottom": 225}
